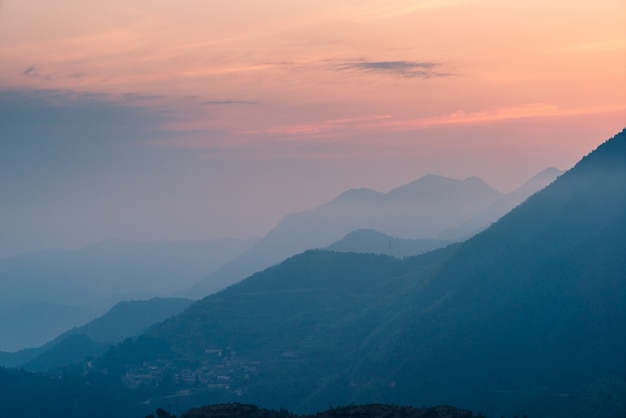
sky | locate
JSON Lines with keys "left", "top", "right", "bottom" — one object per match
{"left": 0, "top": 0, "right": 624, "bottom": 256}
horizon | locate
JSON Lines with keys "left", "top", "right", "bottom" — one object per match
{"left": 0, "top": 165, "right": 568, "bottom": 256}
{"left": 1, "top": 0, "right": 624, "bottom": 255}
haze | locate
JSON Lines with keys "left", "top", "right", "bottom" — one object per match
{"left": 1, "top": 0, "right": 624, "bottom": 256}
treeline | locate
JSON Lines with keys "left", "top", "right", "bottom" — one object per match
{"left": 145, "top": 403, "right": 481, "bottom": 418}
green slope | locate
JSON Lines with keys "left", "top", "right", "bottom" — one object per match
{"left": 327, "top": 228, "right": 448, "bottom": 257}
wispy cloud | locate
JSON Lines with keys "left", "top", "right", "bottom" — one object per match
{"left": 233, "top": 103, "right": 626, "bottom": 140}
{"left": 0, "top": 88, "right": 173, "bottom": 138}
{"left": 240, "top": 114, "right": 392, "bottom": 138}
{"left": 419, "top": 103, "right": 564, "bottom": 126}
{"left": 22, "top": 66, "right": 37, "bottom": 77}
{"left": 203, "top": 100, "right": 258, "bottom": 106}
{"left": 22, "top": 65, "right": 53, "bottom": 80}
{"left": 22, "top": 65, "right": 82, "bottom": 82}
{"left": 366, "top": 103, "right": 626, "bottom": 130}
{"left": 336, "top": 60, "right": 450, "bottom": 78}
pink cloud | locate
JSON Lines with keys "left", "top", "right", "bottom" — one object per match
{"left": 235, "top": 103, "right": 625, "bottom": 140}
{"left": 240, "top": 114, "right": 392, "bottom": 137}
{"left": 365, "top": 103, "right": 626, "bottom": 131}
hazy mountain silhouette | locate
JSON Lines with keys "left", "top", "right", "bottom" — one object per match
{"left": 0, "top": 302, "right": 99, "bottom": 353}
{"left": 185, "top": 175, "right": 502, "bottom": 298}
{"left": 327, "top": 229, "right": 448, "bottom": 258}
{"left": 94, "top": 129, "right": 625, "bottom": 417}
{"left": 0, "top": 238, "right": 253, "bottom": 351}
{"left": 0, "top": 227, "right": 44, "bottom": 260}
{"left": 439, "top": 167, "right": 563, "bottom": 240}
{"left": 0, "top": 297, "right": 192, "bottom": 370}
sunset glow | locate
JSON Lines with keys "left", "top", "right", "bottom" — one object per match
{"left": 1, "top": 0, "right": 624, "bottom": 249}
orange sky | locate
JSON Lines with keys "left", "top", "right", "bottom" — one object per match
{"left": 2, "top": 0, "right": 623, "bottom": 134}
{"left": 0, "top": 0, "right": 624, "bottom": 248}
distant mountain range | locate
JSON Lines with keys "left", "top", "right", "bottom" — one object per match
{"left": 0, "top": 169, "right": 559, "bottom": 352}
{"left": 0, "top": 238, "right": 253, "bottom": 351}
{"left": 0, "top": 130, "right": 622, "bottom": 418}
{"left": 0, "top": 297, "right": 192, "bottom": 370}
{"left": 186, "top": 169, "right": 560, "bottom": 298}
{"left": 0, "top": 168, "right": 561, "bottom": 352}
{"left": 438, "top": 167, "right": 563, "bottom": 239}
{"left": 90, "top": 130, "right": 625, "bottom": 417}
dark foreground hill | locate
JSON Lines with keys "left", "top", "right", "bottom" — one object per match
{"left": 326, "top": 229, "right": 448, "bottom": 257}
{"left": 179, "top": 403, "right": 478, "bottom": 418}
{"left": 335, "top": 130, "right": 626, "bottom": 416}
{"left": 0, "top": 367, "right": 151, "bottom": 418}
{"left": 90, "top": 130, "right": 626, "bottom": 417}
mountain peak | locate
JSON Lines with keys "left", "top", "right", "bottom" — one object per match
{"left": 332, "top": 188, "right": 383, "bottom": 204}
{"left": 507, "top": 167, "right": 563, "bottom": 198}
{"left": 533, "top": 167, "right": 563, "bottom": 178}
{"left": 572, "top": 128, "right": 626, "bottom": 171}
{"left": 463, "top": 176, "right": 493, "bottom": 187}
{"left": 387, "top": 174, "right": 501, "bottom": 200}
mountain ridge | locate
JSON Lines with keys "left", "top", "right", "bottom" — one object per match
{"left": 326, "top": 229, "right": 448, "bottom": 258}
{"left": 96, "top": 129, "right": 625, "bottom": 417}
{"left": 0, "top": 237, "right": 253, "bottom": 351}
{"left": 186, "top": 171, "right": 552, "bottom": 299}
{"left": 0, "top": 297, "right": 193, "bottom": 370}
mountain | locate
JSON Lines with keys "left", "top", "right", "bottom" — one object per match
{"left": 185, "top": 175, "right": 502, "bottom": 298}
{"left": 337, "top": 132, "right": 625, "bottom": 415}
{"left": 439, "top": 167, "right": 563, "bottom": 240}
{"left": 326, "top": 229, "right": 448, "bottom": 258}
{"left": 0, "top": 237, "right": 253, "bottom": 351}
{"left": 0, "top": 302, "right": 99, "bottom": 353}
{"left": 94, "top": 129, "right": 626, "bottom": 417}
{"left": 0, "top": 237, "right": 254, "bottom": 307}
{"left": 0, "top": 367, "right": 150, "bottom": 418}
{"left": 0, "top": 227, "right": 43, "bottom": 260}
{"left": 54, "top": 297, "right": 193, "bottom": 345}
{"left": 180, "top": 403, "right": 478, "bottom": 418}
{"left": 98, "top": 250, "right": 455, "bottom": 412}
{"left": 21, "top": 334, "right": 109, "bottom": 373}
{"left": 1, "top": 368, "right": 480, "bottom": 418}
{"left": 0, "top": 297, "right": 192, "bottom": 370}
